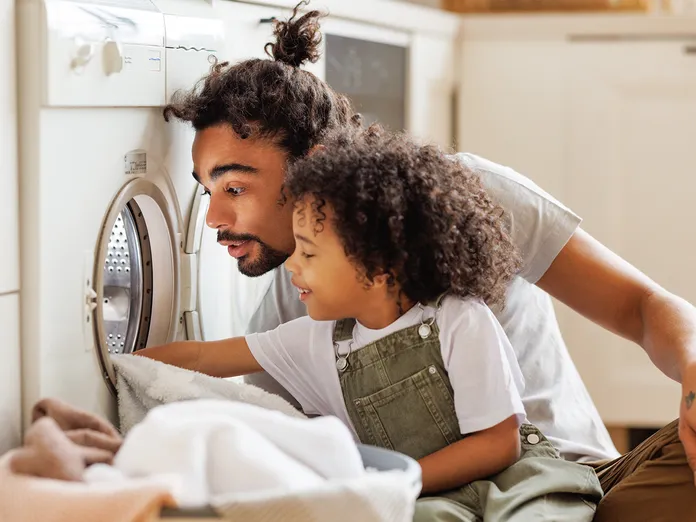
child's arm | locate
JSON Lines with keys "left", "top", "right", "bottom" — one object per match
{"left": 135, "top": 338, "right": 263, "bottom": 378}
{"left": 418, "top": 415, "right": 520, "bottom": 494}
{"left": 423, "top": 297, "right": 528, "bottom": 494}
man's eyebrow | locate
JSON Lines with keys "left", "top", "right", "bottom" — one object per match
{"left": 192, "top": 163, "right": 259, "bottom": 183}
{"left": 294, "top": 233, "right": 317, "bottom": 246}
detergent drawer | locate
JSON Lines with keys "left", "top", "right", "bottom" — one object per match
{"left": 42, "top": 0, "right": 166, "bottom": 107}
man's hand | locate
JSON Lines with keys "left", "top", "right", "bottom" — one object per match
{"left": 679, "top": 363, "right": 696, "bottom": 484}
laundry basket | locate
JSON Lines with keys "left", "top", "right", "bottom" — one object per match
{"left": 159, "top": 443, "right": 422, "bottom": 519}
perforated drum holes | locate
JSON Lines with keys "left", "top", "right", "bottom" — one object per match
{"left": 93, "top": 182, "right": 174, "bottom": 398}
{"left": 100, "top": 202, "right": 152, "bottom": 355}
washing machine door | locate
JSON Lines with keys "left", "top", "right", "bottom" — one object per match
{"left": 90, "top": 166, "right": 274, "bottom": 396}
{"left": 91, "top": 176, "right": 183, "bottom": 396}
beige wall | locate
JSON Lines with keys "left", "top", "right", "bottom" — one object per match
{"left": 394, "top": 0, "right": 443, "bottom": 9}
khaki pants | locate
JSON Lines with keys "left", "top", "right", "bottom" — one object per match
{"left": 590, "top": 419, "right": 696, "bottom": 522}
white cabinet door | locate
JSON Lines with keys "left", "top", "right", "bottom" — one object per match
{"left": 556, "top": 40, "right": 696, "bottom": 427}
{"left": 457, "top": 40, "right": 569, "bottom": 199}
{"left": 0, "top": 293, "right": 21, "bottom": 453}
{"left": 408, "top": 33, "right": 455, "bottom": 149}
{"left": 322, "top": 17, "right": 409, "bottom": 133}
{"left": 0, "top": 0, "right": 19, "bottom": 294}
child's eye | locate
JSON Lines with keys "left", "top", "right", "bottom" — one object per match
{"left": 227, "top": 187, "right": 245, "bottom": 196}
{"left": 301, "top": 252, "right": 314, "bottom": 259}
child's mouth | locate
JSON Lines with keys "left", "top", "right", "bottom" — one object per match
{"left": 296, "top": 286, "right": 312, "bottom": 302}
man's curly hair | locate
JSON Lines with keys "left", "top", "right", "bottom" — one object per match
{"left": 162, "top": 1, "right": 360, "bottom": 158}
{"left": 285, "top": 128, "right": 522, "bottom": 306}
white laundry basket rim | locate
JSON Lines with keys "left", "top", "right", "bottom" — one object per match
{"left": 159, "top": 444, "right": 421, "bottom": 519}
{"left": 357, "top": 443, "right": 422, "bottom": 490}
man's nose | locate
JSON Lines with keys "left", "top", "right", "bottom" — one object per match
{"left": 205, "top": 193, "right": 235, "bottom": 230}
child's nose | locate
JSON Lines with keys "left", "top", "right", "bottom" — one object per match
{"left": 284, "top": 249, "right": 299, "bottom": 274}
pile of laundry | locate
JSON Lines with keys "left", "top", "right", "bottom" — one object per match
{"left": 1, "top": 356, "right": 420, "bottom": 522}
{"left": 110, "top": 353, "right": 306, "bottom": 434}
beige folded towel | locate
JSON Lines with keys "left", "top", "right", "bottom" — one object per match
{"left": 0, "top": 450, "right": 176, "bottom": 522}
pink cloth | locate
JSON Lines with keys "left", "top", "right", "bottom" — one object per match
{"left": 0, "top": 452, "right": 176, "bottom": 522}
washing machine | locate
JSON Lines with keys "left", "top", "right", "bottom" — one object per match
{"left": 15, "top": 0, "right": 423, "bottom": 432}
{"left": 14, "top": 0, "right": 264, "bottom": 426}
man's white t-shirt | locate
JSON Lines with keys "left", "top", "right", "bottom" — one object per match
{"left": 247, "top": 297, "right": 527, "bottom": 438}
{"left": 244, "top": 153, "right": 620, "bottom": 462}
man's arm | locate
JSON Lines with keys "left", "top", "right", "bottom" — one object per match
{"left": 538, "top": 227, "right": 696, "bottom": 474}
{"left": 135, "top": 337, "right": 263, "bottom": 378}
{"left": 538, "top": 228, "right": 696, "bottom": 382}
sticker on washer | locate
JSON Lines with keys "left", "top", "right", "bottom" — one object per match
{"left": 124, "top": 150, "right": 147, "bottom": 176}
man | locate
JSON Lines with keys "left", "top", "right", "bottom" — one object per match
{"left": 157, "top": 5, "right": 696, "bottom": 520}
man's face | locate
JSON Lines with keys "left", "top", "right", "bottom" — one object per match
{"left": 192, "top": 124, "right": 296, "bottom": 277}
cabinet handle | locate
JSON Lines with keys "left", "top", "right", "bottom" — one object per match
{"left": 260, "top": 17, "right": 277, "bottom": 24}
{"left": 569, "top": 34, "right": 696, "bottom": 43}
{"left": 685, "top": 45, "right": 696, "bottom": 55}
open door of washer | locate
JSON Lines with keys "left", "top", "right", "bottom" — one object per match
{"left": 92, "top": 178, "right": 182, "bottom": 396}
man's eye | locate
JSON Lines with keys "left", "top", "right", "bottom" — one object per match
{"left": 227, "top": 187, "right": 245, "bottom": 196}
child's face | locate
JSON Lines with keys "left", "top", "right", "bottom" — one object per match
{"left": 284, "top": 196, "right": 378, "bottom": 322}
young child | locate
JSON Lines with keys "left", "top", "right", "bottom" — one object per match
{"left": 139, "top": 128, "right": 603, "bottom": 521}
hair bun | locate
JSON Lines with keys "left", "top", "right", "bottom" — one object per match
{"left": 265, "top": 1, "right": 324, "bottom": 68}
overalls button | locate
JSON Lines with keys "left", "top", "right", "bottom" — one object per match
{"left": 354, "top": 399, "right": 361, "bottom": 406}
{"left": 428, "top": 366, "right": 437, "bottom": 374}
{"left": 526, "top": 433, "right": 540, "bottom": 445}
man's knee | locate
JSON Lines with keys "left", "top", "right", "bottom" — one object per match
{"left": 595, "top": 441, "right": 696, "bottom": 522}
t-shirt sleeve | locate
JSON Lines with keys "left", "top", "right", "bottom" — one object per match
{"left": 439, "top": 298, "right": 527, "bottom": 435}
{"left": 454, "top": 153, "right": 582, "bottom": 284}
{"left": 245, "top": 316, "right": 320, "bottom": 413}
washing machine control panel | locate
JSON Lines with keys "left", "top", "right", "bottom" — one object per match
{"left": 163, "top": 15, "right": 224, "bottom": 101}
{"left": 43, "top": 0, "right": 165, "bottom": 107}
{"left": 40, "top": 0, "right": 224, "bottom": 108}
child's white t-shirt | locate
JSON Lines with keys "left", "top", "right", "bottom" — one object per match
{"left": 245, "top": 296, "right": 527, "bottom": 438}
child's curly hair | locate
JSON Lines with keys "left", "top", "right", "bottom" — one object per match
{"left": 285, "top": 127, "right": 522, "bottom": 306}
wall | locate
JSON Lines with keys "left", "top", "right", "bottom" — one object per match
{"left": 0, "top": 0, "right": 22, "bottom": 453}
{"left": 395, "top": 0, "right": 443, "bottom": 7}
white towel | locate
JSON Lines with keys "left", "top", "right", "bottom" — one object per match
{"left": 111, "top": 354, "right": 305, "bottom": 434}
{"left": 87, "top": 399, "right": 419, "bottom": 522}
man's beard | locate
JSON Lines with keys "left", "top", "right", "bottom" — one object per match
{"left": 218, "top": 230, "right": 289, "bottom": 277}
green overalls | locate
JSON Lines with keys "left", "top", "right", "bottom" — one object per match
{"left": 333, "top": 308, "right": 603, "bottom": 521}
